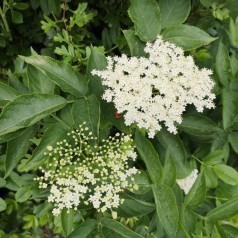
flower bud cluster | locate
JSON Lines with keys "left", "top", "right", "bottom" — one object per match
{"left": 35, "top": 124, "right": 139, "bottom": 216}
{"left": 92, "top": 35, "right": 215, "bottom": 138}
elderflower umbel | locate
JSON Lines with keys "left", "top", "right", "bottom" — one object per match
{"left": 35, "top": 124, "right": 139, "bottom": 216}
{"left": 176, "top": 169, "right": 198, "bottom": 194}
{"left": 92, "top": 35, "right": 215, "bottom": 138}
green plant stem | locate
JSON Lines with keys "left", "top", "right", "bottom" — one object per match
{"left": 179, "top": 221, "right": 191, "bottom": 238}
{"left": 191, "top": 155, "right": 204, "bottom": 165}
{"left": 0, "top": 6, "right": 11, "bottom": 36}
{"left": 50, "top": 114, "right": 71, "bottom": 129}
{"left": 206, "top": 195, "right": 228, "bottom": 201}
{"left": 106, "top": 45, "right": 118, "bottom": 54}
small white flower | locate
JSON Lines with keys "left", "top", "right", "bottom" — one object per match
{"left": 176, "top": 169, "right": 198, "bottom": 194}
{"left": 47, "top": 145, "right": 53, "bottom": 151}
{"left": 52, "top": 208, "right": 61, "bottom": 216}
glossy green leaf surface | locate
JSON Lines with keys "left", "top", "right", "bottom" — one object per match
{"left": 160, "top": 0, "right": 190, "bottom": 28}
{"left": 222, "top": 89, "right": 238, "bottom": 129}
{"left": 0, "top": 198, "right": 7, "bottom": 212}
{"left": 184, "top": 173, "right": 206, "bottom": 208}
{"left": 0, "top": 82, "right": 21, "bottom": 105}
{"left": 162, "top": 25, "right": 217, "bottom": 50}
{"left": 66, "top": 219, "right": 97, "bottom": 238}
{"left": 101, "top": 218, "right": 143, "bottom": 238}
{"left": 87, "top": 47, "right": 107, "bottom": 98}
{"left": 24, "top": 123, "right": 68, "bottom": 171}
{"left": 228, "top": 132, "right": 238, "bottom": 154}
{"left": 5, "top": 125, "right": 38, "bottom": 177}
{"left": 71, "top": 95, "right": 100, "bottom": 137}
{"left": 15, "top": 185, "right": 32, "bottom": 203}
{"left": 123, "top": 30, "right": 146, "bottom": 56}
{"left": 156, "top": 129, "right": 188, "bottom": 178}
{"left": 117, "top": 195, "right": 155, "bottom": 217}
{"left": 213, "top": 164, "right": 238, "bottom": 185}
{"left": 216, "top": 41, "right": 232, "bottom": 87}
{"left": 61, "top": 209, "right": 74, "bottom": 236}
{"left": 27, "top": 65, "right": 55, "bottom": 94}
{"left": 207, "top": 197, "right": 238, "bottom": 221}
{"left": 152, "top": 185, "right": 179, "bottom": 238}
{"left": 21, "top": 55, "right": 88, "bottom": 97}
{"left": 178, "top": 113, "right": 220, "bottom": 136}
{"left": 135, "top": 130, "right": 163, "bottom": 185}
{"left": 0, "top": 94, "right": 67, "bottom": 136}
{"left": 128, "top": 0, "right": 161, "bottom": 42}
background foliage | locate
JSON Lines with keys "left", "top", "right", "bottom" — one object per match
{"left": 1, "top": 0, "right": 238, "bottom": 237}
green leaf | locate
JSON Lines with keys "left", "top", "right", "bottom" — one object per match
{"left": 212, "top": 226, "right": 222, "bottom": 238}
{"left": 0, "top": 129, "right": 29, "bottom": 144}
{"left": 221, "top": 224, "right": 238, "bottom": 237}
{"left": 230, "top": 54, "right": 238, "bottom": 82}
{"left": 61, "top": 209, "right": 74, "bottom": 236}
{"left": 123, "top": 30, "right": 146, "bottom": 57}
{"left": 228, "top": 132, "right": 238, "bottom": 154}
{"left": 159, "top": 0, "right": 191, "bottom": 28}
{"left": 152, "top": 185, "right": 179, "bottom": 238}
{"left": 203, "top": 150, "right": 227, "bottom": 165}
{"left": 101, "top": 218, "right": 143, "bottom": 238}
{"left": 27, "top": 65, "right": 55, "bottom": 94}
{"left": 21, "top": 55, "right": 87, "bottom": 97}
{"left": 184, "top": 173, "right": 206, "bottom": 208}
{"left": 0, "top": 35, "right": 6, "bottom": 48}
{"left": 132, "top": 171, "right": 151, "bottom": 194}
{"left": 0, "top": 178, "right": 6, "bottom": 188}
{"left": 14, "top": 2, "right": 29, "bottom": 10}
{"left": 60, "top": 104, "right": 75, "bottom": 127}
{"left": 40, "top": 0, "right": 61, "bottom": 16}
{"left": 71, "top": 95, "right": 100, "bottom": 138}
{"left": 200, "top": 0, "right": 213, "bottom": 8}
{"left": 87, "top": 47, "right": 107, "bottom": 98}
{"left": 24, "top": 123, "right": 68, "bottom": 171}
{"left": 162, "top": 24, "right": 217, "bottom": 50}
{"left": 5, "top": 125, "right": 38, "bottom": 178}
{"left": 204, "top": 165, "right": 218, "bottom": 188}
{"left": 0, "top": 198, "right": 7, "bottom": 212}
{"left": 215, "top": 41, "right": 232, "bottom": 87}
{"left": 230, "top": 17, "right": 238, "bottom": 46}
{"left": 207, "top": 196, "right": 238, "bottom": 221}
{"left": 66, "top": 219, "right": 97, "bottom": 238}
{"left": 117, "top": 195, "right": 155, "bottom": 217}
{"left": 134, "top": 130, "right": 163, "bottom": 185}
{"left": 161, "top": 152, "right": 176, "bottom": 186}
{"left": 156, "top": 128, "right": 189, "bottom": 178}
{"left": 128, "top": 0, "right": 161, "bottom": 42}
{"left": 34, "top": 203, "right": 53, "bottom": 218}
{"left": 0, "top": 94, "right": 67, "bottom": 136}
{"left": 7, "top": 71, "right": 28, "bottom": 94}
{"left": 0, "top": 82, "right": 21, "bottom": 105}
{"left": 222, "top": 89, "right": 238, "bottom": 130}
{"left": 4, "top": 171, "right": 21, "bottom": 191}
{"left": 11, "top": 10, "right": 23, "bottom": 24}
{"left": 15, "top": 185, "right": 32, "bottom": 203}
{"left": 178, "top": 113, "right": 220, "bottom": 136}
{"left": 217, "top": 182, "right": 238, "bottom": 204}
{"left": 213, "top": 164, "right": 238, "bottom": 185}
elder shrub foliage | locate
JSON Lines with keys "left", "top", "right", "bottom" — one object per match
{"left": 1, "top": 0, "right": 238, "bottom": 237}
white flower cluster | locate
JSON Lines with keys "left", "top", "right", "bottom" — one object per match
{"left": 176, "top": 169, "right": 198, "bottom": 194}
{"left": 35, "top": 124, "right": 139, "bottom": 216}
{"left": 92, "top": 35, "right": 215, "bottom": 138}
